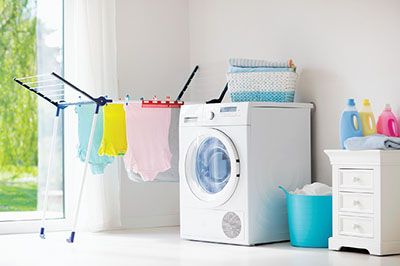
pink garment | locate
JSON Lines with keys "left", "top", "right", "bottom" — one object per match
{"left": 124, "top": 103, "right": 172, "bottom": 181}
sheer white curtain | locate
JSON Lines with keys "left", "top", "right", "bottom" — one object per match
{"left": 64, "top": 0, "right": 121, "bottom": 231}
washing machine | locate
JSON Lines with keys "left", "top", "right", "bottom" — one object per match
{"left": 179, "top": 102, "right": 313, "bottom": 245}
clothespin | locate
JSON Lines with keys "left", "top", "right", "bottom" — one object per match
{"left": 140, "top": 97, "right": 144, "bottom": 101}
{"left": 78, "top": 96, "right": 82, "bottom": 107}
{"left": 125, "top": 94, "right": 130, "bottom": 106}
{"left": 153, "top": 95, "right": 157, "bottom": 101}
{"left": 166, "top": 96, "right": 171, "bottom": 101}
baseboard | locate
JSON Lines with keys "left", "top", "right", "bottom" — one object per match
{"left": 121, "top": 213, "right": 180, "bottom": 229}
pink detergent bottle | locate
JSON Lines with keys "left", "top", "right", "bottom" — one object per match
{"left": 376, "top": 104, "right": 400, "bottom": 137}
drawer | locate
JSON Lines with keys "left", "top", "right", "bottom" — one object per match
{"left": 339, "top": 215, "right": 373, "bottom": 238}
{"left": 339, "top": 192, "right": 374, "bottom": 214}
{"left": 339, "top": 169, "right": 373, "bottom": 192}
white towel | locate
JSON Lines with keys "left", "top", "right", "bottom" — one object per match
{"left": 229, "top": 58, "right": 292, "bottom": 68}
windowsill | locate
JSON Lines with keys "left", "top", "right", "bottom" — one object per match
{"left": 0, "top": 211, "right": 63, "bottom": 222}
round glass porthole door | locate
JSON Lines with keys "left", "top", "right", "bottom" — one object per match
{"left": 185, "top": 129, "right": 240, "bottom": 207}
{"left": 196, "top": 137, "right": 231, "bottom": 194}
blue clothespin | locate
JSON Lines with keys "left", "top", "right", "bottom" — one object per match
{"left": 125, "top": 94, "right": 130, "bottom": 106}
{"left": 140, "top": 97, "right": 144, "bottom": 101}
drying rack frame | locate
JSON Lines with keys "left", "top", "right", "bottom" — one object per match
{"left": 13, "top": 65, "right": 198, "bottom": 243}
{"left": 14, "top": 72, "right": 112, "bottom": 243}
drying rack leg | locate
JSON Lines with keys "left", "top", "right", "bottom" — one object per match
{"left": 40, "top": 107, "right": 61, "bottom": 239}
{"left": 67, "top": 106, "right": 99, "bottom": 243}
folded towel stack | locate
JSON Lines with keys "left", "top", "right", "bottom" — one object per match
{"left": 344, "top": 134, "right": 400, "bottom": 150}
{"left": 229, "top": 58, "right": 294, "bottom": 68}
{"left": 227, "top": 58, "right": 297, "bottom": 102}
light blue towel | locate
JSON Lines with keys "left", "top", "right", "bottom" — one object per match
{"left": 75, "top": 104, "right": 114, "bottom": 175}
{"left": 344, "top": 134, "right": 400, "bottom": 150}
{"left": 229, "top": 58, "right": 292, "bottom": 68}
{"left": 228, "top": 66, "right": 294, "bottom": 73}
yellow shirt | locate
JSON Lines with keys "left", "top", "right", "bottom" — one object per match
{"left": 98, "top": 104, "right": 127, "bottom": 157}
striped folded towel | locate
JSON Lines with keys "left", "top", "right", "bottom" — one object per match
{"left": 228, "top": 66, "right": 295, "bottom": 74}
{"left": 229, "top": 58, "right": 293, "bottom": 68}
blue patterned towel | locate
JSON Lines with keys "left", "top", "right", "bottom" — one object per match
{"left": 344, "top": 134, "right": 400, "bottom": 150}
{"left": 229, "top": 58, "right": 292, "bottom": 68}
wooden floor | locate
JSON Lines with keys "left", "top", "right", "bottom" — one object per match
{"left": 1, "top": 226, "right": 399, "bottom": 266}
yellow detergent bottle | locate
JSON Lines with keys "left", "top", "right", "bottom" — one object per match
{"left": 359, "top": 99, "right": 377, "bottom": 136}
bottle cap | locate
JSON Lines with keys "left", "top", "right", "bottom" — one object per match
{"left": 384, "top": 104, "right": 392, "bottom": 111}
{"left": 347, "top": 99, "right": 355, "bottom": 107}
{"left": 362, "top": 99, "right": 370, "bottom": 106}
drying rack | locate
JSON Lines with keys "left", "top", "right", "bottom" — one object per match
{"left": 13, "top": 65, "right": 198, "bottom": 243}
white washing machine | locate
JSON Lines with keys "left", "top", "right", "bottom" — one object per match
{"left": 179, "top": 102, "right": 313, "bottom": 245}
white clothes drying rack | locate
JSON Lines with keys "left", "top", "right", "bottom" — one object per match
{"left": 13, "top": 66, "right": 198, "bottom": 243}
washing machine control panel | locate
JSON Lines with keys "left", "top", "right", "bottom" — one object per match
{"left": 219, "top": 106, "right": 240, "bottom": 117}
{"left": 180, "top": 102, "right": 249, "bottom": 126}
{"left": 202, "top": 103, "right": 249, "bottom": 126}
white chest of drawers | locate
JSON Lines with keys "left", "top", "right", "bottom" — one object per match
{"left": 325, "top": 150, "right": 400, "bottom": 256}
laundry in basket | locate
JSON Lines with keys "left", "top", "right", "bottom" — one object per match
{"left": 279, "top": 183, "right": 332, "bottom": 248}
{"left": 227, "top": 58, "right": 298, "bottom": 102}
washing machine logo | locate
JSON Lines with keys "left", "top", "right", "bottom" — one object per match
{"left": 222, "top": 212, "right": 242, "bottom": 239}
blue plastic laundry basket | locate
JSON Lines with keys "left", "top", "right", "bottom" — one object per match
{"left": 279, "top": 186, "right": 332, "bottom": 248}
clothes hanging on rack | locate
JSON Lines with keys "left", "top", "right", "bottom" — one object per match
{"left": 123, "top": 103, "right": 172, "bottom": 181}
{"left": 125, "top": 108, "right": 179, "bottom": 182}
{"left": 76, "top": 105, "right": 114, "bottom": 174}
{"left": 99, "top": 104, "right": 128, "bottom": 157}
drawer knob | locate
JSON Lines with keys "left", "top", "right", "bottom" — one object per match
{"left": 353, "top": 176, "right": 361, "bottom": 182}
{"left": 353, "top": 223, "right": 360, "bottom": 230}
{"left": 353, "top": 200, "right": 360, "bottom": 206}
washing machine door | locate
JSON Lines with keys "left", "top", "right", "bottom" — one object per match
{"left": 185, "top": 128, "right": 240, "bottom": 207}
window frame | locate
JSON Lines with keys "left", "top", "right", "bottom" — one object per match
{"left": 0, "top": 0, "right": 71, "bottom": 234}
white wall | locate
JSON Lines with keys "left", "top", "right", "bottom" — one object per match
{"left": 116, "top": 0, "right": 190, "bottom": 228}
{"left": 188, "top": 0, "right": 400, "bottom": 184}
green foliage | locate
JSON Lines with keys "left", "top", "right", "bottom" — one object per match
{"left": 0, "top": 179, "right": 37, "bottom": 211}
{"left": 0, "top": 0, "right": 38, "bottom": 176}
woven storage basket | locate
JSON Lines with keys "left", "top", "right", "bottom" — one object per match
{"left": 227, "top": 71, "right": 298, "bottom": 102}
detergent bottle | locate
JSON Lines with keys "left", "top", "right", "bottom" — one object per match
{"left": 359, "top": 99, "right": 377, "bottom": 136}
{"left": 376, "top": 104, "right": 400, "bottom": 137}
{"left": 340, "top": 99, "right": 363, "bottom": 149}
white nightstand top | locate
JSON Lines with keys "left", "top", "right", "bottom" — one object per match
{"left": 325, "top": 150, "right": 400, "bottom": 166}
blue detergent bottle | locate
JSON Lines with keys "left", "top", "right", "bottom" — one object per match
{"left": 340, "top": 99, "right": 363, "bottom": 149}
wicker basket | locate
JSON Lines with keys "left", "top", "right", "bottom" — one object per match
{"left": 227, "top": 71, "right": 298, "bottom": 102}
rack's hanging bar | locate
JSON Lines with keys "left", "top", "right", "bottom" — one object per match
{"left": 24, "top": 79, "right": 59, "bottom": 85}
{"left": 14, "top": 78, "right": 59, "bottom": 107}
{"left": 37, "top": 89, "right": 64, "bottom": 94}
{"left": 51, "top": 72, "right": 96, "bottom": 102}
{"left": 44, "top": 92, "right": 65, "bottom": 97}
{"left": 16, "top": 73, "right": 52, "bottom": 80}
{"left": 31, "top": 83, "right": 64, "bottom": 90}
{"left": 141, "top": 99, "right": 183, "bottom": 108}
{"left": 58, "top": 101, "right": 95, "bottom": 107}
{"left": 110, "top": 98, "right": 184, "bottom": 108}
{"left": 176, "top": 65, "right": 199, "bottom": 101}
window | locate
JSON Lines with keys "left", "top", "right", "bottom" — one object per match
{"left": 0, "top": 0, "right": 64, "bottom": 227}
